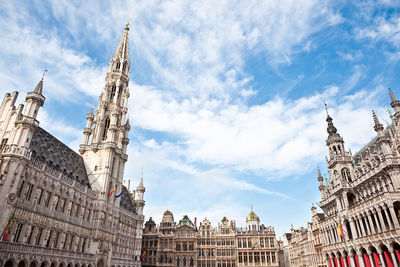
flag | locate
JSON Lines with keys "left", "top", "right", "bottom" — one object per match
{"left": 114, "top": 191, "right": 123, "bottom": 198}
{"left": 108, "top": 187, "right": 117, "bottom": 197}
{"left": 141, "top": 250, "right": 147, "bottom": 259}
{"left": 337, "top": 224, "right": 344, "bottom": 239}
{"left": 3, "top": 214, "right": 14, "bottom": 241}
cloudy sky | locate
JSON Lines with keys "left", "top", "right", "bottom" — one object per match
{"left": 1, "top": 0, "right": 400, "bottom": 236}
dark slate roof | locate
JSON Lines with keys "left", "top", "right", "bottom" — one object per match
{"left": 119, "top": 185, "right": 136, "bottom": 213}
{"left": 29, "top": 127, "right": 90, "bottom": 188}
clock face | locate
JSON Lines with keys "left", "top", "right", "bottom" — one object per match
{"left": 7, "top": 193, "right": 16, "bottom": 204}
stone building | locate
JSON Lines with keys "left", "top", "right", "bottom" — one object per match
{"left": 277, "top": 234, "right": 290, "bottom": 267}
{"left": 141, "top": 208, "right": 279, "bottom": 267}
{"left": 196, "top": 218, "right": 216, "bottom": 267}
{"left": 317, "top": 90, "right": 400, "bottom": 267}
{"left": 236, "top": 208, "right": 278, "bottom": 267}
{"left": 0, "top": 24, "right": 145, "bottom": 267}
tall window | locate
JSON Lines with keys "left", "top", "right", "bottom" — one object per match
{"left": 102, "top": 117, "right": 110, "bottom": 141}
{"left": 13, "top": 223, "right": 23, "bottom": 242}
{"left": 26, "top": 183, "right": 33, "bottom": 201}
{"left": 116, "top": 61, "right": 121, "bottom": 70}
{"left": 110, "top": 85, "right": 116, "bottom": 100}
{"left": 341, "top": 168, "right": 351, "bottom": 182}
{"left": 17, "top": 181, "right": 25, "bottom": 197}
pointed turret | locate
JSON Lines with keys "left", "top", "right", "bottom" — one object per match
{"left": 372, "top": 110, "right": 384, "bottom": 136}
{"left": 317, "top": 167, "right": 323, "bottom": 185}
{"left": 114, "top": 22, "right": 130, "bottom": 61}
{"left": 389, "top": 88, "right": 400, "bottom": 123}
{"left": 324, "top": 104, "right": 345, "bottom": 159}
{"left": 33, "top": 78, "right": 44, "bottom": 95}
{"left": 24, "top": 76, "right": 46, "bottom": 119}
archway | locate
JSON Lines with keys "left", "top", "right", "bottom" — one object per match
{"left": 369, "top": 245, "right": 380, "bottom": 267}
{"left": 18, "top": 261, "right": 27, "bottom": 267}
{"left": 5, "top": 260, "right": 14, "bottom": 267}
{"left": 29, "top": 262, "right": 37, "bottom": 267}
{"left": 97, "top": 259, "right": 104, "bottom": 267}
{"left": 392, "top": 242, "right": 400, "bottom": 265}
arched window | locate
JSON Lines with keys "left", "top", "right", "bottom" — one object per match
{"left": 115, "top": 61, "right": 121, "bottom": 70}
{"left": 332, "top": 146, "right": 337, "bottom": 155}
{"left": 341, "top": 168, "right": 351, "bottom": 182}
{"left": 110, "top": 85, "right": 116, "bottom": 100}
{"left": 122, "top": 62, "right": 127, "bottom": 72}
{"left": 117, "top": 86, "right": 123, "bottom": 101}
{"left": 102, "top": 117, "right": 110, "bottom": 141}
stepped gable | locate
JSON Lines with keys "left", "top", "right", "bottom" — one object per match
{"left": 29, "top": 126, "right": 90, "bottom": 188}
{"left": 119, "top": 185, "right": 136, "bottom": 213}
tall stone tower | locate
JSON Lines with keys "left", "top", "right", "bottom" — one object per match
{"left": 79, "top": 23, "right": 132, "bottom": 200}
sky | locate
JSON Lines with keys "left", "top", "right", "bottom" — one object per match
{"left": 1, "top": 0, "right": 400, "bottom": 236}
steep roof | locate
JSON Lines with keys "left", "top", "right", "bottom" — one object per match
{"left": 30, "top": 127, "right": 90, "bottom": 187}
{"left": 119, "top": 185, "right": 136, "bottom": 213}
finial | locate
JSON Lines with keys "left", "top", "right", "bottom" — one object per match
{"left": 324, "top": 101, "right": 329, "bottom": 116}
{"left": 372, "top": 110, "right": 384, "bottom": 133}
{"left": 125, "top": 21, "right": 130, "bottom": 31}
{"left": 42, "top": 69, "right": 48, "bottom": 80}
{"left": 251, "top": 205, "right": 253, "bottom": 212}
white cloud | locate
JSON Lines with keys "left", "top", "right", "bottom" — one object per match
{"left": 356, "top": 16, "right": 400, "bottom": 47}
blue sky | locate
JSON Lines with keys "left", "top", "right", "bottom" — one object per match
{"left": 1, "top": 0, "right": 400, "bottom": 236}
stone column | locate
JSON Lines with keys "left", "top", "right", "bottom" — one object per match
{"left": 357, "top": 252, "right": 366, "bottom": 267}
{"left": 350, "top": 218, "right": 358, "bottom": 239}
{"left": 368, "top": 253, "right": 375, "bottom": 267}
{"left": 367, "top": 212, "right": 376, "bottom": 234}
{"left": 349, "top": 254, "right": 356, "bottom": 267}
{"left": 358, "top": 216, "right": 367, "bottom": 237}
{"left": 378, "top": 252, "right": 387, "bottom": 267}
{"left": 372, "top": 211, "right": 382, "bottom": 233}
{"left": 383, "top": 207, "right": 394, "bottom": 230}
{"left": 388, "top": 204, "right": 400, "bottom": 229}
{"left": 390, "top": 250, "right": 399, "bottom": 267}
{"left": 377, "top": 207, "right": 388, "bottom": 231}
{"left": 363, "top": 214, "right": 371, "bottom": 236}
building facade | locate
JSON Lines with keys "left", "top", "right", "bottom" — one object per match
{"left": 0, "top": 24, "right": 145, "bottom": 267}
{"left": 317, "top": 91, "right": 400, "bottom": 267}
{"left": 141, "top": 208, "right": 279, "bottom": 267}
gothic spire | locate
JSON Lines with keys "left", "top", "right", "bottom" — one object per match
{"left": 389, "top": 88, "right": 400, "bottom": 114}
{"left": 114, "top": 22, "right": 130, "bottom": 60}
{"left": 372, "top": 110, "right": 384, "bottom": 133}
{"left": 317, "top": 167, "right": 323, "bottom": 182}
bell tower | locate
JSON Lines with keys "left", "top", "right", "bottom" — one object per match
{"left": 79, "top": 23, "right": 131, "bottom": 200}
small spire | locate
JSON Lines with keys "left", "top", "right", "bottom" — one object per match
{"left": 389, "top": 88, "right": 397, "bottom": 103}
{"left": 317, "top": 167, "right": 323, "bottom": 182}
{"left": 87, "top": 108, "right": 94, "bottom": 118}
{"left": 372, "top": 110, "right": 384, "bottom": 133}
{"left": 33, "top": 69, "right": 47, "bottom": 95}
{"left": 139, "top": 167, "right": 144, "bottom": 188}
{"left": 324, "top": 101, "right": 329, "bottom": 116}
{"left": 114, "top": 23, "right": 130, "bottom": 60}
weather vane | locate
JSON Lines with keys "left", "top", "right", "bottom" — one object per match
{"left": 324, "top": 101, "right": 329, "bottom": 116}
{"left": 42, "top": 69, "right": 48, "bottom": 79}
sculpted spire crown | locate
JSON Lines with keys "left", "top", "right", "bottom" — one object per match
{"left": 317, "top": 167, "right": 323, "bottom": 182}
{"left": 114, "top": 22, "right": 130, "bottom": 60}
{"left": 324, "top": 103, "right": 340, "bottom": 139}
{"left": 372, "top": 110, "right": 384, "bottom": 133}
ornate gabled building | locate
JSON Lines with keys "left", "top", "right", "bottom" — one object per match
{"left": 141, "top": 208, "right": 278, "bottom": 267}
{"left": 317, "top": 90, "right": 400, "bottom": 267}
{"left": 0, "top": 24, "right": 145, "bottom": 267}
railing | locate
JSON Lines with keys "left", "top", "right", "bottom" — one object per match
{"left": 1, "top": 144, "right": 32, "bottom": 159}
{"left": 0, "top": 241, "right": 95, "bottom": 260}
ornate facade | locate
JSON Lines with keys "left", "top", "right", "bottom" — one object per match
{"left": 141, "top": 208, "right": 279, "bottom": 267}
{"left": 0, "top": 24, "right": 145, "bottom": 267}
{"left": 317, "top": 90, "right": 400, "bottom": 267}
